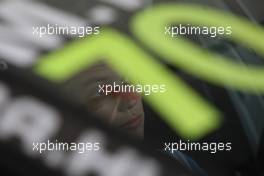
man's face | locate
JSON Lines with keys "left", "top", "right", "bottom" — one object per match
{"left": 64, "top": 63, "right": 145, "bottom": 138}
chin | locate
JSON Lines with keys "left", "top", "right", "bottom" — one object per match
{"left": 128, "top": 123, "right": 144, "bottom": 140}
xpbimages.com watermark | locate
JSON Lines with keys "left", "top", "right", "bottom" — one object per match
{"left": 33, "top": 24, "right": 100, "bottom": 38}
{"left": 164, "top": 140, "right": 232, "bottom": 154}
{"left": 98, "top": 82, "right": 167, "bottom": 96}
{"left": 33, "top": 140, "right": 100, "bottom": 154}
{"left": 165, "top": 24, "right": 232, "bottom": 38}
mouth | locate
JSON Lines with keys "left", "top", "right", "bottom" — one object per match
{"left": 119, "top": 115, "right": 143, "bottom": 129}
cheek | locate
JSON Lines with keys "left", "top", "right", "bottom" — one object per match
{"left": 133, "top": 99, "right": 144, "bottom": 113}
{"left": 91, "top": 98, "right": 117, "bottom": 121}
{"left": 118, "top": 100, "right": 145, "bottom": 120}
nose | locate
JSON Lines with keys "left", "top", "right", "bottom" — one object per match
{"left": 116, "top": 92, "right": 139, "bottom": 112}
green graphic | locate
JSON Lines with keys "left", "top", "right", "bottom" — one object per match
{"left": 34, "top": 29, "right": 220, "bottom": 140}
{"left": 35, "top": 3, "right": 264, "bottom": 139}
{"left": 132, "top": 3, "right": 264, "bottom": 93}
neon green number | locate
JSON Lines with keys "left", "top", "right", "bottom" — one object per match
{"left": 34, "top": 29, "right": 221, "bottom": 140}
{"left": 132, "top": 3, "right": 264, "bottom": 93}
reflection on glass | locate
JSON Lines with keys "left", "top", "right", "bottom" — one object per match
{"left": 64, "top": 62, "right": 145, "bottom": 138}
